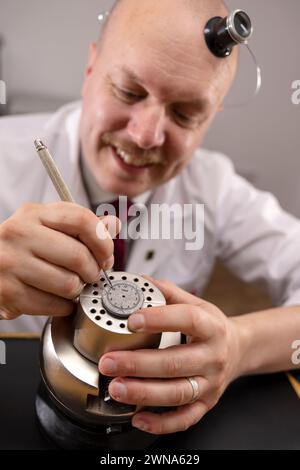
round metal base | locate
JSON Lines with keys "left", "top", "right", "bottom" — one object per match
{"left": 35, "top": 383, "right": 158, "bottom": 451}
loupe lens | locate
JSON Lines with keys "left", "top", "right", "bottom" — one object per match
{"left": 233, "top": 11, "right": 251, "bottom": 39}
{"left": 204, "top": 10, "right": 253, "bottom": 58}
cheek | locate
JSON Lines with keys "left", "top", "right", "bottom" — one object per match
{"left": 182, "top": 126, "right": 208, "bottom": 151}
{"left": 169, "top": 131, "right": 201, "bottom": 166}
{"left": 87, "top": 96, "right": 130, "bottom": 134}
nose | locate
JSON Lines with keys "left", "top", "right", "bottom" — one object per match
{"left": 127, "top": 104, "right": 166, "bottom": 149}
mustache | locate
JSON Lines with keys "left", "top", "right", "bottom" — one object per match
{"left": 102, "top": 133, "right": 166, "bottom": 165}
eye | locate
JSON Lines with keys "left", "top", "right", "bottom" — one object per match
{"left": 113, "top": 85, "right": 145, "bottom": 103}
{"left": 121, "top": 89, "right": 141, "bottom": 100}
{"left": 173, "top": 109, "right": 194, "bottom": 127}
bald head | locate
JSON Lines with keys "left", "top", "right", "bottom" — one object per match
{"left": 103, "top": 0, "right": 228, "bottom": 26}
{"left": 99, "top": 0, "right": 229, "bottom": 49}
{"left": 98, "top": 0, "right": 237, "bottom": 88}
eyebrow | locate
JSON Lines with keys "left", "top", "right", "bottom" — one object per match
{"left": 118, "top": 66, "right": 213, "bottom": 111}
{"left": 120, "top": 66, "right": 140, "bottom": 83}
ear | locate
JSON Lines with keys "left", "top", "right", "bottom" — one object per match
{"left": 81, "top": 42, "right": 98, "bottom": 97}
{"left": 85, "top": 42, "right": 98, "bottom": 77}
{"left": 217, "top": 104, "right": 224, "bottom": 112}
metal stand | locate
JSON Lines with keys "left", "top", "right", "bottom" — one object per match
{"left": 35, "top": 382, "right": 159, "bottom": 451}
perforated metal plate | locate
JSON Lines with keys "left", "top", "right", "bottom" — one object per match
{"left": 102, "top": 281, "right": 144, "bottom": 318}
{"left": 79, "top": 272, "right": 166, "bottom": 334}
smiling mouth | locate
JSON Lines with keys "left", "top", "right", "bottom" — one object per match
{"left": 110, "top": 144, "right": 162, "bottom": 168}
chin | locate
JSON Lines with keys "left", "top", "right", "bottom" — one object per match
{"left": 94, "top": 174, "right": 142, "bottom": 198}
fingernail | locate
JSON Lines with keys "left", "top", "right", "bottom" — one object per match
{"left": 133, "top": 419, "right": 148, "bottom": 432}
{"left": 100, "top": 358, "right": 116, "bottom": 374}
{"left": 103, "top": 255, "right": 114, "bottom": 270}
{"left": 96, "top": 220, "right": 112, "bottom": 241}
{"left": 103, "top": 215, "right": 122, "bottom": 239}
{"left": 128, "top": 314, "right": 145, "bottom": 331}
{"left": 74, "top": 282, "right": 85, "bottom": 298}
{"left": 110, "top": 381, "right": 127, "bottom": 400}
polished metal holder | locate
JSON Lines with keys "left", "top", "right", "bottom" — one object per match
{"left": 39, "top": 272, "right": 165, "bottom": 429}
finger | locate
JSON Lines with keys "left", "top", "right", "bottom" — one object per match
{"left": 30, "top": 225, "right": 101, "bottom": 284}
{"left": 143, "top": 276, "right": 203, "bottom": 306}
{"left": 127, "top": 304, "right": 213, "bottom": 338}
{"left": 109, "top": 376, "right": 206, "bottom": 407}
{"left": 98, "top": 215, "right": 121, "bottom": 239}
{"left": 0, "top": 308, "right": 19, "bottom": 321}
{"left": 39, "top": 203, "right": 119, "bottom": 269}
{"left": 99, "top": 344, "right": 208, "bottom": 378}
{"left": 15, "top": 256, "right": 85, "bottom": 300}
{"left": 0, "top": 277, "right": 73, "bottom": 317}
{"left": 132, "top": 401, "right": 207, "bottom": 435}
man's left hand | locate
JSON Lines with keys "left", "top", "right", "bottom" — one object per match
{"left": 98, "top": 278, "right": 242, "bottom": 435}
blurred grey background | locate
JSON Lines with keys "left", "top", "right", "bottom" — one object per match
{"left": 0, "top": 0, "right": 299, "bottom": 217}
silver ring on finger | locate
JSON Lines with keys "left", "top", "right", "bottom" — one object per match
{"left": 186, "top": 376, "right": 200, "bottom": 403}
{"left": 0, "top": 310, "right": 8, "bottom": 320}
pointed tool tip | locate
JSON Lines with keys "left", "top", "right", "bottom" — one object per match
{"left": 34, "top": 139, "right": 46, "bottom": 151}
{"left": 103, "top": 270, "right": 113, "bottom": 288}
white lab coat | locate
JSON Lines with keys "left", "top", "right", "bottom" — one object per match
{"left": 1, "top": 101, "right": 300, "bottom": 334}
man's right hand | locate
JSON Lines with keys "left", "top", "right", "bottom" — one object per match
{"left": 0, "top": 202, "right": 120, "bottom": 320}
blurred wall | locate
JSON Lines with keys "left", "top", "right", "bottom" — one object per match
{"left": 205, "top": 0, "right": 300, "bottom": 218}
{"left": 0, "top": 0, "right": 299, "bottom": 216}
{"left": 0, "top": 0, "right": 113, "bottom": 109}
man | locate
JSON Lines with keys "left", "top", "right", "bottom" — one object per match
{"left": 0, "top": 0, "right": 300, "bottom": 435}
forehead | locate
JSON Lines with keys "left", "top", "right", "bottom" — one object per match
{"left": 100, "top": 19, "right": 232, "bottom": 108}
{"left": 96, "top": 0, "right": 237, "bottom": 108}
{"left": 110, "top": 64, "right": 216, "bottom": 112}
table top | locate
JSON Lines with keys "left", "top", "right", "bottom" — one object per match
{"left": 0, "top": 337, "right": 299, "bottom": 450}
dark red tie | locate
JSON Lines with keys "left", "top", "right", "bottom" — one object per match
{"left": 102, "top": 199, "right": 133, "bottom": 272}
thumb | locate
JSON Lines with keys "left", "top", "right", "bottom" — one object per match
{"left": 97, "top": 215, "right": 121, "bottom": 240}
{"left": 143, "top": 275, "right": 201, "bottom": 306}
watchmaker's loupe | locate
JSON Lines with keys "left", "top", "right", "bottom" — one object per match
{"left": 36, "top": 272, "right": 166, "bottom": 450}
{"left": 204, "top": 9, "right": 253, "bottom": 58}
